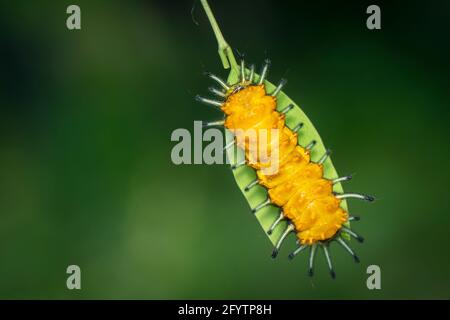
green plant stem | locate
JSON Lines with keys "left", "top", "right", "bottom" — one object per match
{"left": 200, "top": 0, "right": 238, "bottom": 71}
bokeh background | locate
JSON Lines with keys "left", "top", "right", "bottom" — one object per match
{"left": 1, "top": 0, "right": 449, "bottom": 299}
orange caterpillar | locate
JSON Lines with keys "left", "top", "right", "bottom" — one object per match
{"left": 196, "top": 60, "right": 374, "bottom": 278}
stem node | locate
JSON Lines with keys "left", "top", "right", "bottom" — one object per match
{"left": 200, "top": 0, "right": 238, "bottom": 71}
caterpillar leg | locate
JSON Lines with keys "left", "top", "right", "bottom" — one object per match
{"left": 244, "top": 179, "right": 259, "bottom": 192}
{"left": 271, "top": 223, "right": 294, "bottom": 258}
{"left": 321, "top": 243, "right": 336, "bottom": 279}
{"left": 240, "top": 59, "right": 246, "bottom": 83}
{"left": 317, "top": 149, "right": 332, "bottom": 165}
{"left": 208, "top": 86, "right": 226, "bottom": 97}
{"left": 287, "top": 243, "right": 334, "bottom": 278}
{"left": 267, "top": 211, "right": 285, "bottom": 235}
{"left": 258, "top": 59, "right": 271, "bottom": 85}
{"left": 291, "top": 122, "right": 304, "bottom": 133}
{"left": 247, "top": 64, "right": 255, "bottom": 83}
{"left": 341, "top": 227, "right": 364, "bottom": 243}
{"left": 271, "top": 78, "right": 287, "bottom": 97}
{"left": 288, "top": 244, "right": 307, "bottom": 260}
{"left": 223, "top": 140, "right": 235, "bottom": 152}
{"left": 195, "top": 95, "right": 223, "bottom": 108}
{"left": 335, "top": 193, "right": 375, "bottom": 202}
{"left": 336, "top": 236, "right": 360, "bottom": 263}
{"left": 231, "top": 160, "right": 246, "bottom": 170}
{"left": 202, "top": 120, "right": 225, "bottom": 128}
{"left": 204, "top": 72, "right": 230, "bottom": 90}
{"left": 280, "top": 103, "right": 294, "bottom": 114}
{"left": 251, "top": 197, "right": 272, "bottom": 214}
{"left": 332, "top": 175, "right": 352, "bottom": 184}
{"left": 305, "top": 140, "right": 317, "bottom": 151}
{"left": 308, "top": 245, "right": 318, "bottom": 277}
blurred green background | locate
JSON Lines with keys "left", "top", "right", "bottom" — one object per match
{"left": 1, "top": 0, "right": 450, "bottom": 299}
